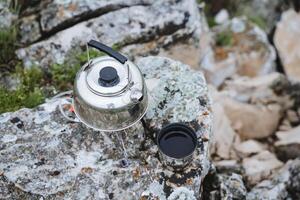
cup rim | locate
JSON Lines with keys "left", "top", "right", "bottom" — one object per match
{"left": 156, "top": 123, "right": 198, "bottom": 159}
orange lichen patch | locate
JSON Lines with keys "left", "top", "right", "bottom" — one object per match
{"left": 186, "top": 178, "right": 193, "bottom": 185}
{"left": 81, "top": 167, "right": 93, "bottom": 174}
{"left": 133, "top": 167, "right": 141, "bottom": 180}
{"left": 203, "top": 110, "right": 210, "bottom": 116}
{"left": 214, "top": 47, "right": 229, "bottom": 61}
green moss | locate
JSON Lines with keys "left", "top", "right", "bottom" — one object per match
{"left": 215, "top": 31, "right": 233, "bottom": 47}
{"left": 207, "top": 17, "right": 217, "bottom": 28}
{"left": 0, "top": 66, "right": 45, "bottom": 114}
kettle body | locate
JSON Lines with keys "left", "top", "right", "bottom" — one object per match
{"left": 73, "top": 40, "right": 148, "bottom": 131}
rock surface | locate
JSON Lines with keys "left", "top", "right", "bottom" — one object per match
{"left": 202, "top": 165, "right": 247, "bottom": 200}
{"left": 275, "top": 125, "right": 300, "bottom": 161}
{"left": 0, "top": 1, "right": 17, "bottom": 29}
{"left": 242, "top": 151, "right": 283, "bottom": 185}
{"left": 209, "top": 86, "right": 237, "bottom": 160}
{"left": 16, "top": 0, "right": 205, "bottom": 68}
{"left": 247, "top": 159, "right": 300, "bottom": 200}
{"left": 218, "top": 173, "right": 247, "bottom": 200}
{"left": 213, "top": 73, "right": 290, "bottom": 140}
{"left": 274, "top": 9, "right": 300, "bottom": 82}
{"left": 222, "top": 97, "right": 282, "bottom": 140}
{"left": 0, "top": 57, "right": 212, "bottom": 199}
{"left": 222, "top": 73, "right": 289, "bottom": 105}
{"left": 235, "top": 140, "right": 266, "bottom": 158}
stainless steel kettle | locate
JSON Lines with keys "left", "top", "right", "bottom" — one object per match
{"left": 73, "top": 40, "right": 148, "bottom": 131}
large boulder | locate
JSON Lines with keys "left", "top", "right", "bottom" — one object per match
{"left": 18, "top": 0, "right": 153, "bottom": 44}
{"left": 0, "top": 57, "right": 212, "bottom": 199}
{"left": 16, "top": 0, "right": 206, "bottom": 68}
{"left": 274, "top": 9, "right": 300, "bottom": 82}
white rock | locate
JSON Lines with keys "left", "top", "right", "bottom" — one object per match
{"left": 247, "top": 159, "right": 300, "bottom": 200}
{"left": 209, "top": 86, "right": 236, "bottom": 159}
{"left": 235, "top": 140, "right": 266, "bottom": 157}
{"left": 222, "top": 97, "right": 282, "bottom": 139}
{"left": 213, "top": 160, "right": 240, "bottom": 172}
{"left": 242, "top": 151, "right": 283, "bottom": 185}
{"left": 231, "top": 18, "right": 246, "bottom": 33}
{"left": 274, "top": 9, "right": 300, "bottom": 82}
{"left": 223, "top": 73, "right": 288, "bottom": 104}
{"left": 278, "top": 118, "right": 292, "bottom": 132}
{"left": 215, "top": 9, "right": 229, "bottom": 25}
{"left": 168, "top": 187, "right": 196, "bottom": 200}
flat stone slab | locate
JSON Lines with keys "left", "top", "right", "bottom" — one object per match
{"left": 0, "top": 57, "right": 212, "bottom": 199}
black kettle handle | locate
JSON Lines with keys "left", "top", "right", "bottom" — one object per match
{"left": 87, "top": 40, "right": 127, "bottom": 64}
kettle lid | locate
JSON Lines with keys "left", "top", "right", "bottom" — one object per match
{"left": 84, "top": 40, "right": 133, "bottom": 96}
{"left": 85, "top": 56, "right": 131, "bottom": 96}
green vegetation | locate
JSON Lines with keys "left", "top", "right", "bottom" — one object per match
{"left": 0, "top": 66, "right": 45, "bottom": 113}
{"left": 8, "top": 0, "right": 21, "bottom": 14}
{"left": 207, "top": 17, "right": 217, "bottom": 28}
{"left": 215, "top": 31, "right": 233, "bottom": 47}
{"left": 0, "top": 25, "right": 18, "bottom": 70}
{"left": 248, "top": 15, "right": 267, "bottom": 30}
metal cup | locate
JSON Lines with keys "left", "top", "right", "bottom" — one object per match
{"left": 157, "top": 123, "right": 198, "bottom": 171}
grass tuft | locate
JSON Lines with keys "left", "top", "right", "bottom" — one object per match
{"left": 248, "top": 15, "right": 267, "bottom": 30}
{"left": 0, "top": 25, "right": 18, "bottom": 69}
{"left": 215, "top": 31, "right": 233, "bottom": 47}
{"left": 0, "top": 66, "right": 45, "bottom": 113}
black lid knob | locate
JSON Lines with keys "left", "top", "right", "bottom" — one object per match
{"left": 99, "top": 66, "right": 120, "bottom": 87}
